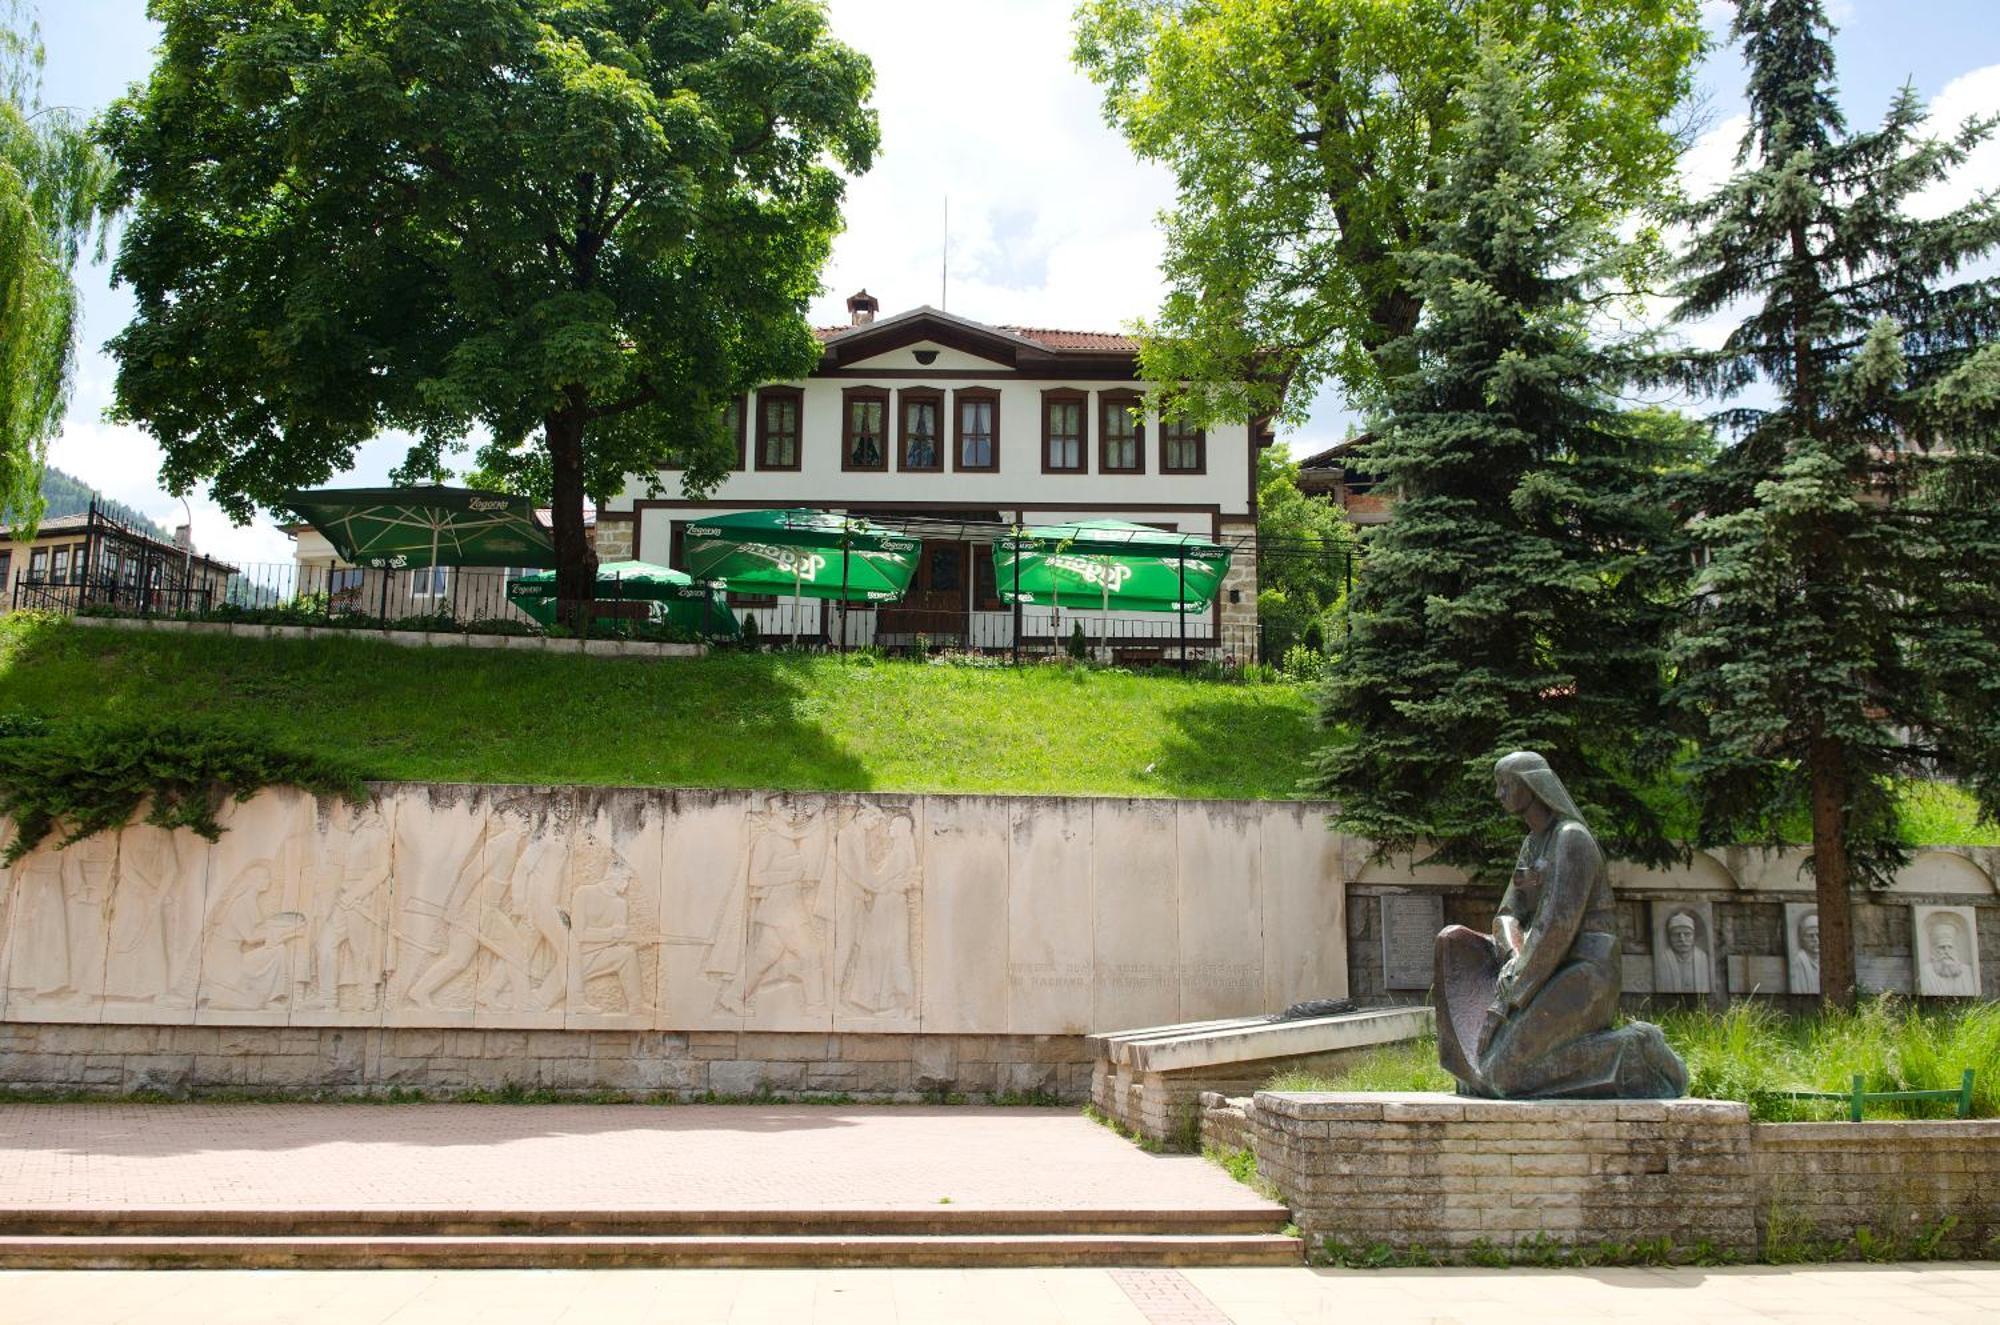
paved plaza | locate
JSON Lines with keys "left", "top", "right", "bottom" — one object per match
{"left": 1, "top": 1262, "right": 1993, "bottom": 1324}
{"left": 0, "top": 1103, "right": 1265, "bottom": 1213}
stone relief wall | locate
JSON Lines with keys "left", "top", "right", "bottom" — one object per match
{"left": 1346, "top": 844, "right": 1999, "bottom": 1006}
{"left": 0, "top": 786, "right": 1347, "bottom": 1035}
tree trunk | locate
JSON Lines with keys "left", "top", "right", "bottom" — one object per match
{"left": 544, "top": 401, "right": 597, "bottom": 630}
{"left": 1807, "top": 733, "right": 1857, "bottom": 1009}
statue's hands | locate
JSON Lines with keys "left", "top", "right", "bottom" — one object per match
{"left": 1475, "top": 1004, "right": 1506, "bottom": 1059}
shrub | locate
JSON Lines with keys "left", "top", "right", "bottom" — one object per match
{"left": 1281, "top": 642, "right": 1330, "bottom": 683}
{"left": 461, "top": 616, "right": 537, "bottom": 637}
{"left": 1067, "top": 620, "right": 1087, "bottom": 661}
{"left": 0, "top": 715, "right": 368, "bottom": 862}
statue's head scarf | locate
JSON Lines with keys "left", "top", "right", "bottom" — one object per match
{"left": 1493, "top": 751, "right": 1588, "bottom": 826}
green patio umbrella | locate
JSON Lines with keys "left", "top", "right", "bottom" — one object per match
{"left": 284, "top": 485, "right": 560, "bottom": 570}
{"left": 506, "top": 561, "right": 740, "bottom": 638}
{"left": 993, "top": 519, "right": 1232, "bottom": 661}
{"left": 680, "top": 509, "right": 920, "bottom": 645}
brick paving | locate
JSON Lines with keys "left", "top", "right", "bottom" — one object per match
{"left": 2, "top": 1263, "right": 1995, "bottom": 1323}
{"left": 0, "top": 1103, "right": 1278, "bottom": 1213}
{"left": 1111, "top": 1268, "right": 1235, "bottom": 1323}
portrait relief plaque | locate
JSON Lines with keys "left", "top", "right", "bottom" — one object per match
{"left": 1784, "top": 902, "right": 1820, "bottom": 995}
{"left": 1912, "top": 904, "right": 1981, "bottom": 998}
{"left": 1650, "top": 900, "right": 1716, "bottom": 995}
{"left": 1381, "top": 893, "right": 1445, "bottom": 991}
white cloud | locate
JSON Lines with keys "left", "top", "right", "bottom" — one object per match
{"left": 1910, "top": 62, "right": 2000, "bottom": 220}
{"left": 811, "top": 0, "right": 1174, "bottom": 330}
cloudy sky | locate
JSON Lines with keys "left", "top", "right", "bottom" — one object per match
{"left": 26, "top": 0, "right": 2000, "bottom": 567}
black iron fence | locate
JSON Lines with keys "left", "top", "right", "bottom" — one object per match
{"left": 36, "top": 557, "right": 1271, "bottom": 664}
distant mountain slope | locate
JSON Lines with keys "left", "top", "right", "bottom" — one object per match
{"left": 34, "top": 468, "right": 171, "bottom": 539}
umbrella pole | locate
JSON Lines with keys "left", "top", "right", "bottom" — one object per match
{"left": 1177, "top": 547, "right": 1187, "bottom": 674}
{"left": 791, "top": 565, "right": 802, "bottom": 646}
{"left": 1101, "top": 570, "right": 1110, "bottom": 664}
{"left": 428, "top": 524, "right": 439, "bottom": 620}
{"left": 840, "top": 538, "right": 850, "bottom": 656}
{"left": 1010, "top": 528, "right": 1021, "bottom": 667}
{"left": 377, "top": 567, "right": 388, "bottom": 629}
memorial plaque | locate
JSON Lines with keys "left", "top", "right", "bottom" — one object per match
{"left": 1650, "top": 900, "right": 1716, "bottom": 995}
{"left": 1912, "top": 904, "right": 1981, "bottom": 997}
{"left": 1381, "top": 893, "right": 1444, "bottom": 991}
{"left": 1784, "top": 903, "right": 1820, "bottom": 995}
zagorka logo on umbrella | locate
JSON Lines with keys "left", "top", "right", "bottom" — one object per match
{"left": 1046, "top": 555, "right": 1133, "bottom": 591}
{"left": 466, "top": 498, "right": 510, "bottom": 512}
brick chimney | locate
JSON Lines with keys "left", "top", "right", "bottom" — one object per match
{"left": 846, "top": 289, "right": 879, "bottom": 326}
{"left": 173, "top": 524, "right": 192, "bottom": 551}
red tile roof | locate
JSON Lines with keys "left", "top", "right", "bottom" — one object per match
{"left": 998, "top": 326, "right": 1139, "bottom": 352}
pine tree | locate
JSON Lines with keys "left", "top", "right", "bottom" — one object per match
{"left": 1668, "top": 0, "right": 2000, "bottom": 1006}
{"left": 1312, "top": 54, "right": 1698, "bottom": 877}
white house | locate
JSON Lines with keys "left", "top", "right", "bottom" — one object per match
{"left": 601, "top": 294, "right": 1270, "bottom": 658}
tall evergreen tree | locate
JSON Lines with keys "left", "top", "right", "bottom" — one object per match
{"left": 1312, "top": 54, "right": 1697, "bottom": 877}
{"left": 1668, "top": 0, "right": 2000, "bottom": 1006}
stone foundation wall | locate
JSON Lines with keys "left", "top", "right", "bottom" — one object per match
{"left": 0, "top": 1022, "right": 1092, "bottom": 1101}
{"left": 1211, "top": 1091, "right": 2000, "bottom": 1260}
{"left": 1751, "top": 1120, "right": 2000, "bottom": 1255}
{"left": 1245, "top": 1093, "right": 1759, "bottom": 1256}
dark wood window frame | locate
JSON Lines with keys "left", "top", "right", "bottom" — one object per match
{"left": 840, "top": 386, "right": 891, "bottom": 473}
{"left": 952, "top": 387, "right": 1001, "bottom": 473}
{"left": 1160, "top": 417, "right": 1207, "bottom": 474}
{"left": 755, "top": 386, "right": 804, "bottom": 472}
{"left": 897, "top": 387, "right": 946, "bottom": 473}
{"left": 1098, "top": 390, "right": 1145, "bottom": 474}
{"left": 724, "top": 394, "right": 747, "bottom": 471}
{"left": 1041, "top": 388, "right": 1089, "bottom": 474}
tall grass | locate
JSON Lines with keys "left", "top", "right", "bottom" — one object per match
{"left": 1271, "top": 1000, "right": 1999, "bottom": 1121}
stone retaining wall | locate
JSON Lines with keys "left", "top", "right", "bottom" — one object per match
{"left": 0, "top": 1023, "right": 1092, "bottom": 1101}
{"left": 1242, "top": 1092, "right": 1759, "bottom": 1256}
{"left": 1751, "top": 1120, "right": 2000, "bottom": 1255}
{"left": 1209, "top": 1091, "right": 2000, "bottom": 1260}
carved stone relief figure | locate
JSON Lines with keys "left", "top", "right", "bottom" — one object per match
{"left": 6, "top": 833, "right": 117, "bottom": 1015}
{"left": 202, "top": 858, "right": 305, "bottom": 1012}
{"left": 298, "top": 802, "right": 392, "bottom": 1015}
{"left": 705, "top": 797, "right": 853, "bottom": 1014}
{"left": 570, "top": 834, "right": 643, "bottom": 1015}
{"left": 837, "top": 807, "right": 919, "bottom": 1017}
{"left": 1913, "top": 904, "right": 1981, "bottom": 997}
{"left": 1651, "top": 903, "right": 1715, "bottom": 995}
{"left": 387, "top": 797, "right": 491, "bottom": 1015}
{"left": 1785, "top": 903, "right": 1819, "bottom": 996}
{"left": 103, "top": 823, "right": 204, "bottom": 1013}
{"left": 475, "top": 824, "right": 573, "bottom": 1015}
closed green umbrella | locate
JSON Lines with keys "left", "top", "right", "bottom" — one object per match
{"left": 506, "top": 561, "right": 739, "bottom": 638}
{"left": 994, "top": 519, "right": 1231, "bottom": 662}
{"left": 681, "top": 509, "right": 920, "bottom": 645}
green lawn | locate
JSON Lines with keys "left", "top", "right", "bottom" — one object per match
{"left": 0, "top": 616, "right": 1322, "bottom": 799}
{"left": 1268, "top": 1000, "right": 2000, "bottom": 1121}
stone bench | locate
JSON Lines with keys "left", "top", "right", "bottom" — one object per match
{"left": 1087, "top": 1006, "right": 1434, "bottom": 1146}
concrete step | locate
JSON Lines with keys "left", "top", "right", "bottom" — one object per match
{"left": 0, "top": 1205, "right": 1291, "bottom": 1238}
{"left": 0, "top": 1231, "right": 1306, "bottom": 1269}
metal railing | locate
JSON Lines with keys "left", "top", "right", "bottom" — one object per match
{"left": 32, "top": 557, "right": 1272, "bottom": 664}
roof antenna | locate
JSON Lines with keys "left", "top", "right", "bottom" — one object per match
{"left": 941, "top": 195, "right": 949, "bottom": 311}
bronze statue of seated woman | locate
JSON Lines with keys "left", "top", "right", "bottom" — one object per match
{"left": 1434, "top": 752, "right": 1687, "bottom": 1099}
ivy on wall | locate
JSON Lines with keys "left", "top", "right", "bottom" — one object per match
{"left": 0, "top": 714, "right": 366, "bottom": 862}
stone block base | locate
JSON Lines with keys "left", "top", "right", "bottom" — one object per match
{"left": 1247, "top": 1092, "right": 1759, "bottom": 1257}
{"left": 0, "top": 1023, "right": 1091, "bottom": 1102}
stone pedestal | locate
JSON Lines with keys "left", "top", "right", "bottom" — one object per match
{"left": 1249, "top": 1092, "right": 1756, "bottom": 1257}
{"left": 1086, "top": 1008, "right": 1432, "bottom": 1145}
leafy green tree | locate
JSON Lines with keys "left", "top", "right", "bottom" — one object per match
{"left": 1311, "top": 54, "right": 1699, "bottom": 877}
{"left": 0, "top": 2, "right": 110, "bottom": 535}
{"left": 1666, "top": 0, "right": 2000, "bottom": 1006}
{"left": 1254, "top": 445, "right": 1352, "bottom": 659}
{"left": 1073, "top": 0, "right": 1703, "bottom": 421}
{"left": 101, "top": 0, "right": 877, "bottom": 614}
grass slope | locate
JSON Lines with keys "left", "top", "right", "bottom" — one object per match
{"left": 0, "top": 617, "right": 1320, "bottom": 799}
{"left": 1270, "top": 1000, "right": 2000, "bottom": 1121}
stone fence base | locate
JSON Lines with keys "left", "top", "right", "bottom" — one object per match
{"left": 0, "top": 1024, "right": 1091, "bottom": 1102}
{"left": 1207, "top": 1091, "right": 2000, "bottom": 1261}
